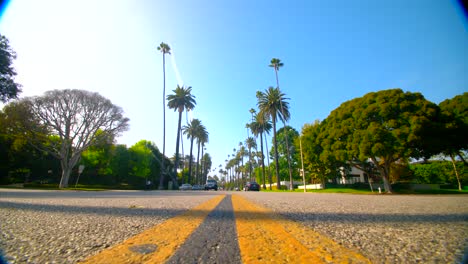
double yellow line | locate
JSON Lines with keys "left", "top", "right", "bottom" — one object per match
{"left": 81, "top": 195, "right": 370, "bottom": 263}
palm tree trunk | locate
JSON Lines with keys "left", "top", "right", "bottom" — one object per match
{"left": 275, "top": 68, "right": 293, "bottom": 191}
{"left": 241, "top": 156, "right": 244, "bottom": 188}
{"left": 200, "top": 145, "right": 205, "bottom": 184}
{"left": 188, "top": 137, "right": 194, "bottom": 184}
{"left": 159, "top": 54, "right": 166, "bottom": 190}
{"left": 172, "top": 110, "right": 183, "bottom": 189}
{"left": 248, "top": 146, "right": 252, "bottom": 181}
{"left": 272, "top": 119, "right": 281, "bottom": 190}
{"left": 260, "top": 132, "right": 266, "bottom": 189}
{"left": 196, "top": 141, "right": 201, "bottom": 185}
{"left": 264, "top": 131, "right": 272, "bottom": 190}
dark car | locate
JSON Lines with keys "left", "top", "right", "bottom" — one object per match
{"left": 244, "top": 181, "right": 260, "bottom": 191}
{"left": 204, "top": 179, "right": 218, "bottom": 191}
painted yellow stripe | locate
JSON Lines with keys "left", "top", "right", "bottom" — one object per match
{"left": 231, "top": 194, "right": 371, "bottom": 263}
{"left": 80, "top": 195, "right": 225, "bottom": 264}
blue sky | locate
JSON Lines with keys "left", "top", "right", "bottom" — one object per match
{"left": 0, "top": 0, "right": 466, "bottom": 176}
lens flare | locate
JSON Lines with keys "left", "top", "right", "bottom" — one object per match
{"left": 168, "top": 42, "right": 184, "bottom": 86}
{"left": 0, "top": 0, "right": 11, "bottom": 22}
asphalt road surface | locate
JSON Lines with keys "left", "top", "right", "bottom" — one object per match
{"left": 0, "top": 189, "right": 467, "bottom": 263}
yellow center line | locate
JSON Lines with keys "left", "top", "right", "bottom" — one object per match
{"left": 231, "top": 194, "right": 371, "bottom": 263}
{"left": 80, "top": 195, "right": 226, "bottom": 264}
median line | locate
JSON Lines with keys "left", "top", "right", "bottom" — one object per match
{"left": 80, "top": 195, "right": 226, "bottom": 264}
{"left": 231, "top": 194, "right": 371, "bottom": 263}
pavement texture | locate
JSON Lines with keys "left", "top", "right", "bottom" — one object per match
{"left": 1, "top": 189, "right": 467, "bottom": 263}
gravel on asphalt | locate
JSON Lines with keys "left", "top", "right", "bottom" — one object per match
{"left": 0, "top": 189, "right": 219, "bottom": 263}
{"left": 1, "top": 189, "right": 467, "bottom": 264}
{"left": 238, "top": 192, "right": 468, "bottom": 264}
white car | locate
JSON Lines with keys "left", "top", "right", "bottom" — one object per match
{"left": 179, "top": 184, "right": 192, "bottom": 190}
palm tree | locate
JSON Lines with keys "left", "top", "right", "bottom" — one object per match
{"left": 182, "top": 118, "right": 202, "bottom": 184}
{"left": 250, "top": 112, "right": 272, "bottom": 189}
{"left": 157, "top": 42, "right": 171, "bottom": 190}
{"left": 257, "top": 86, "right": 290, "bottom": 190}
{"left": 196, "top": 126, "right": 208, "bottom": 184}
{"left": 245, "top": 137, "right": 257, "bottom": 181}
{"left": 269, "top": 58, "right": 293, "bottom": 190}
{"left": 167, "top": 85, "right": 196, "bottom": 189}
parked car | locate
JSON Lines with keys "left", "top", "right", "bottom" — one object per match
{"left": 244, "top": 181, "right": 260, "bottom": 191}
{"left": 192, "top": 184, "right": 203, "bottom": 190}
{"left": 204, "top": 179, "right": 218, "bottom": 191}
{"left": 179, "top": 183, "right": 192, "bottom": 190}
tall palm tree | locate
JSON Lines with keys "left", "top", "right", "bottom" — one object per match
{"left": 167, "top": 85, "right": 196, "bottom": 189}
{"left": 157, "top": 42, "right": 171, "bottom": 190}
{"left": 182, "top": 118, "right": 202, "bottom": 184}
{"left": 257, "top": 86, "right": 290, "bottom": 190}
{"left": 269, "top": 58, "right": 293, "bottom": 190}
{"left": 250, "top": 112, "right": 272, "bottom": 189}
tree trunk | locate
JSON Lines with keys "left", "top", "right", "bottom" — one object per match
{"left": 59, "top": 164, "right": 72, "bottom": 188}
{"left": 188, "top": 137, "right": 194, "bottom": 184}
{"left": 260, "top": 132, "right": 266, "bottom": 189}
{"left": 200, "top": 145, "right": 205, "bottom": 185}
{"left": 248, "top": 146, "right": 252, "bottom": 181}
{"left": 241, "top": 154, "right": 244, "bottom": 189}
{"left": 450, "top": 154, "right": 462, "bottom": 191}
{"left": 172, "top": 110, "right": 183, "bottom": 189}
{"left": 377, "top": 164, "right": 392, "bottom": 193}
{"left": 160, "top": 54, "right": 166, "bottom": 190}
{"left": 282, "top": 123, "right": 294, "bottom": 191}
{"left": 196, "top": 141, "right": 201, "bottom": 185}
{"left": 382, "top": 175, "right": 392, "bottom": 193}
{"left": 264, "top": 132, "right": 272, "bottom": 190}
{"left": 59, "top": 151, "right": 81, "bottom": 188}
{"left": 273, "top": 119, "right": 281, "bottom": 190}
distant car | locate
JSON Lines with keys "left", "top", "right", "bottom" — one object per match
{"left": 244, "top": 182, "right": 260, "bottom": 191}
{"left": 179, "top": 183, "right": 192, "bottom": 191}
{"left": 204, "top": 179, "right": 218, "bottom": 191}
{"left": 192, "top": 185, "right": 203, "bottom": 190}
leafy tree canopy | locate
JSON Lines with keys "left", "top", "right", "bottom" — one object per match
{"left": 0, "top": 34, "right": 21, "bottom": 102}
{"left": 438, "top": 92, "right": 468, "bottom": 157}
{"left": 318, "top": 88, "right": 442, "bottom": 192}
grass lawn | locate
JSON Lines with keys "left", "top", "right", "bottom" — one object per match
{"left": 260, "top": 187, "right": 468, "bottom": 195}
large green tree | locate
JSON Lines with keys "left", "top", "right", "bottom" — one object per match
{"left": 0, "top": 34, "right": 21, "bottom": 102}
{"left": 128, "top": 140, "right": 153, "bottom": 186}
{"left": 318, "top": 88, "right": 442, "bottom": 193}
{"left": 257, "top": 87, "right": 290, "bottom": 189}
{"left": 439, "top": 92, "right": 468, "bottom": 190}
{"left": 300, "top": 121, "right": 343, "bottom": 186}
{"left": 167, "top": 85, "right": 196, "bottom": 188}
{"left": 108, "top": 144, "right": 130, "bottom": 185}
{"left": 20, "top": 89, "right": 129, "bottom": 188}
{"left": 0, "top": 102, "right": 58, "bottom": 184}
